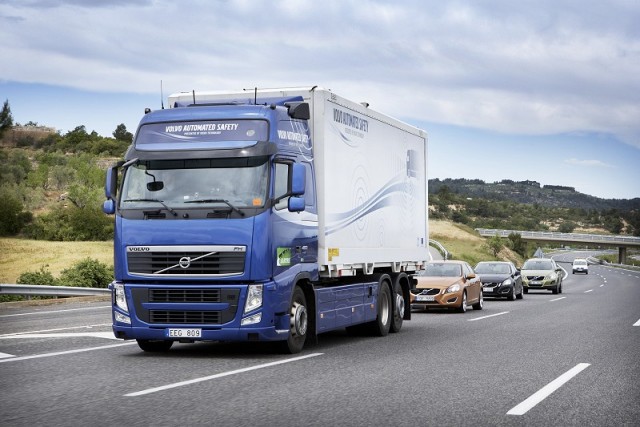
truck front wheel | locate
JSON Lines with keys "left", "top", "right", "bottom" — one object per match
{"left": 279, "top": 286, "right": 308, "bottom": 354}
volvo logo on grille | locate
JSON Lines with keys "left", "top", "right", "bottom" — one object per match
{"left": 179, "top": 257, "right": 191, "bottom": 269}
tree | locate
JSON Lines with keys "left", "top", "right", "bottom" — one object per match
{"left": 0, "top": 99, "right": 13, "bottom": 139}
{"left": 486, "top": 233, "right": 503, "bottom": 257}
{"left": 113, "top": 123, "right": 133, "bottom": 143}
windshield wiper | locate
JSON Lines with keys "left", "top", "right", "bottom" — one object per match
{"left": 123, "top": 198, "right": 177, "bottom": 217}
{"left": 184, "top": 199, "right": 245, "bottom": 217}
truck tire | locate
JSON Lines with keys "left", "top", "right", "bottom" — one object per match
{"left": 366, "top": 279, "right": 392, "bottom": 337}
{"left": 278, "top": 286, "right": 308, "bottom": 354}
{"left": 390, "top": 276, "right": 405, "bottom": 333}
{"left": 137, "top": 339, "right": 173, "bottom": 352}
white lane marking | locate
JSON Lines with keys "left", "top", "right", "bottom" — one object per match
{"left": 507, "top": 363, "right": 591, "bottom": 416}
{"left": 0, "top": 305, "right": 110, "bottom": 318}
{"left": 0, "top": 352, "right": 15, "bottom": 359}
{"left": 600, "top": 284, "right": 604, "bottom": 287}
{"left": 0, "top": 342, "right": 136, "bottom": 363}
{"left": 0, "top": 332, "right": 118, "bottom": 340}
{"left": 468, "top": 311, "right": 509, "bottom": 322}
{"left": 633, "top": 318, "right": 640, "bottom": 327}
{"left": 549, "top": 297, "right": 566, "bottom": 302}
{"left": 125, "top": 352, "right": 324, "bottom": 397}
{"left": 0, "top": 323, "right": 112, "bottom": 337}
{"left": 584, "top": 290, "right": 593, "bottom": 293}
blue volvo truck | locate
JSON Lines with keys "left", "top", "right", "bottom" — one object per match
{"left": 103, "top": 87, "right": 429, "bottom": 353}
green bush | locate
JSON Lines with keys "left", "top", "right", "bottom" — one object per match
{"left": 59, "top": 258, "right": 113, "bottom": 288}
{"left": 17, "top": 265, "right": 59, "bottom": 286}
{"left": 23, "top": 205, "right": 113, "bottom": 241}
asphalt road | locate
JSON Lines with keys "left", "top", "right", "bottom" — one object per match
{"left": 1, "top": 253, "right": 638, "bottom": 426}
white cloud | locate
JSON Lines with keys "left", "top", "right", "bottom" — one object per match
{"left": 1, "top": 0, "right": 639, "bottom": 148}
{"left": 564, "top": 158, "right": 614, "bottom": 168}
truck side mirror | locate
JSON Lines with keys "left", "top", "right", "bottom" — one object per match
{"left": 288, "top": 196, "right": 305, "bottom": 212}
{"left": 103, "top": 199, "right": 116, "bottom": 214}
{"left": 105, "top": 166, "right": 118, "bottom": 200}
{"left": 291, "top": 163, "right": 305, "bottom": 196}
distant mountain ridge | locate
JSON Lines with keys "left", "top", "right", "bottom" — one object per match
{"left": 429, "top": 178, "right": 640, "bottom": 212}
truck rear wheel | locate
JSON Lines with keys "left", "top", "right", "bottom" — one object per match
{"left": 390, "top": 277, "right": 405, "bottom": 333}
{"left": 366, "top": 279, "right": 392, "bottom": 337}
{"left": 137, "top": 339, "right": 173, "bottom": 352}
{"left": 278, "top": 286, "right": 308, "bottom": 354}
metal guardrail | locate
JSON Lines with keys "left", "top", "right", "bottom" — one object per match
{"left": 429, "top": 239, "right": 449, "bottom": 260}
{"left": 0, "top": 284, "right": 110, "bottom": 297}
{"left": 476, "top": 228, "right": 640, "bottom": 246}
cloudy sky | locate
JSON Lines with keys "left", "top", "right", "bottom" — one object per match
{"left": 1, "top": 0, "right": 639, "bottom": 199}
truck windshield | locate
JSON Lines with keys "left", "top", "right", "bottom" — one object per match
{"left": 120, "top": 157, "right": 269, "bottom": 209}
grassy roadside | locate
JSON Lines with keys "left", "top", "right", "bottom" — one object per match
{"left": 430, "top": 219, "right": 524, "bottom": 266}
{"left": 0, "top": 238, "right": 113, "bottom": 284}
{"left": 0, "top": 220, "right": 518, "bottom": 285}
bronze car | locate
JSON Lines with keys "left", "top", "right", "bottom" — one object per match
{"left": 410, "top": 260, "right": 483, "bottom": 313}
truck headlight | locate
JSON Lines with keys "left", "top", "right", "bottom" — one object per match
{"left": 244, "top": 284, "right": 263, "bottom": 314}
{"left": 241, "top": 312, "right": 262, "bottom": 326}
{"left": 114, "top": 283, "right": 128, "bottom": 312}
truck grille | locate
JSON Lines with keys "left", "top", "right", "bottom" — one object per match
{"left": 150, "top": 289, "right": 222, "bottom": 302}
{"left": 127, "top": 245, "right": 246, "bottom": 277}
{"left": 131, "top": 287, "right": 240, "bottom": 325}
{"left": 150, "top": 310, "right": 220, "bottom": 324}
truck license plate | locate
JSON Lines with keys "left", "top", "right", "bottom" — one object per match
{"left": 166, "top": 328, "right": 202, "bottom": 338}
{"left": 415, "top": 295, "right": 435, "bottom": 302}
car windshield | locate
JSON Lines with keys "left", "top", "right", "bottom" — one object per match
{"left": 420, "top": 263, "right": 462, "bottom": 277}
{"left": 522, "top": 259, "right": 553, "bottom": 270}
{"left": 120, "top": 157, "right": 269, "bottom": 209}
{"left": 475, "top": 263, "right": 510, "bottom": 274}
{"left": 573, "top": 260, "right": 587, "bottom": 265}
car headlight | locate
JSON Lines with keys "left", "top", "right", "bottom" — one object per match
{"left": 244, "top": 284, "right": 263, "bottom": 314}
{"left": 501, "top": 279, "right": 513, "bottom": 287}
{"left": 113, "top": 282, "right": 128, "bottom": 313}
{"left": 445, "top": 283, "right": 461, "bottom": 294}
{"left": 546, "top": 273, "right": 557, "bottom": 282}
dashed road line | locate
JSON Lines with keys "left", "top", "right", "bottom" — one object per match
{"left": 549, "top": 297, "right": 566, "bottom": 302}
{"left": 468, "top": 311, "right": 509, "bottom": 322}
{"left": 125, "top": 352, "right": 324, "bottom": 397}
{"left": 507, "top": 363, "right": 591, "bottom": 416}
{"left": 0, "top": 342, "right": 136, "bottom": 363}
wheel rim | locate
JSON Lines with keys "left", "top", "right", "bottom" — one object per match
{"left": 291, "top": 301, "right": 307, "bottom": 337}
{"left": 395, "top": 292, "right": 405, "bottom": 319}
{"left": 461, "top": 292, "right": 467, "bottom": 312}
{"left": 381, "top": 290, "right": 390, "bottom": 325}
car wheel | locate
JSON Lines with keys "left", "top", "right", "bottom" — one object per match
{"left": 524, "top": 287, "right": 528, "bottom": 294}
{"left": 552, "top": 283, "right": 559, "bottom": 294}
{"left": 457, "top": 291, "right": 468, "bottom": 313}
{"left": 516, "top": 287, "right": 524, "bottom": 300}
{"left": 509, "top": 287, "right": 517, "bottom": 301}
{"left": 472, "top": 290, "right": 483, "bottom": 310}
{"left": 559, "top": 282, "right": 563, "bottom": 294}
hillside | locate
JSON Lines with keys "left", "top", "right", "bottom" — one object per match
{"left": 429, "top": 178, "right": 640, "bottom": 211}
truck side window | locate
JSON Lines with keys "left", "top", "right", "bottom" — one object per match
{"left": 274, "top": 162, "right": 290, "bottom": 210}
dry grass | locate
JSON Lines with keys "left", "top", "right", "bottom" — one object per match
{"left": 0, "top": 238, "right": 113, "bottom": 284}
{"left": 0, "top": 219, "right": 522, "bottom": 284}
{"left": 429, "top": 219, "right": 524, "bottom": 266}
